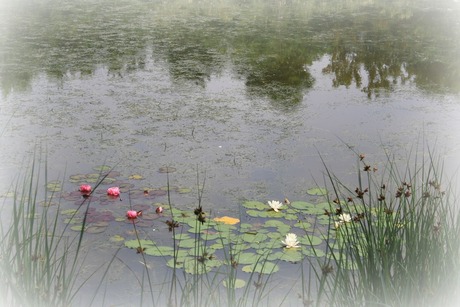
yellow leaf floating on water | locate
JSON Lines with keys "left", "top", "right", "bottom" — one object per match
{"left": 128, "top": 174, "right": 144, "bottom": 180}
{"left": 213, "top": 216, "right": 240, "bottom": 225}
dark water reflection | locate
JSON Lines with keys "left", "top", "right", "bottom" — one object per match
{"left": 1, "top": 0, "right": 459, "bottom": 100}
{"left": 0, "top": 1, "right": 460, "bottom": 304}
{"left": 1, "top": 0, "right": 459, "bottom": 211}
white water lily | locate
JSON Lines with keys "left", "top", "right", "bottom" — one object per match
{"left": 282, "top": 233, "right": 300, "bottom": 248}
{"left": 268, "top": 200, "right": 283, "bottom": 212}
{"left": 338, "top": 213, "right": 352, "bottom": 223}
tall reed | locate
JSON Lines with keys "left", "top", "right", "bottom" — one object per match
{"left": 312, "top": 148, "right": 460, "bottom": 307}
{"left": 0, "top": 154, "right": 114, "bottom": 307}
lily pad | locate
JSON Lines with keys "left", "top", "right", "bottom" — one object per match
{"left": 242, "top": 201, "right": 266, "bottom": 210}
{"left": 183, "top": 257, "right": 221, "bottom": 274}
{"left": 86, "top": 226, "right": 107, "bottom": 234}
{"left": 159, "top": 166, "right": 176, "bottom": 173}
{"left": 245, "top": 209, "right": 265, "bottom": 218}
{"left": 279, "top": 249, "right": 303, "bottom": 262}
{"left": 144, "top": 246, "right": 175, "bottom": 256}
{"left": 100, "top": 177, "right": 117, "bottom": 185}
{"left": 124, "top": 239, "right": 156, "bottom": 249}
{"left": 302, "top": 247, "right": 326, "bottom": 258}
{"left": 177, "top": 238, "right": 199, "bottom": 248}
{"left": 290, "top": 201, "right": 315, "bottom": 210}
{"left": 223, "top": 279, "right": 246, "bottom": 289}
{"left": 70, "top": 225, "right": 87, "bottom": 232}
{"left": 307, "top": 187, "right": 328, "bottom": 196}
{"left": 69, "top": 174, "right": 87, "bottom": 183}
{"left": 234, "top": 252, "right": 261, "bottom": 265}
{"left": 93, "top": 165, "right": 112, "bottom": 172}
{"left": 242, "top": 262, "right": 279, "bottom": 274}
{"left": 110, "top": 235, "right": 125, "bottom": 242}
{"left": 299, "top": 235, "right": 323, "bottom": 246}
{"left": 128, "top": 174, "right": 144, "bottom": 180}
{"left": 293, "top": 221, "right": 313, "bottom": 230}
{"left": 241, "top": 232, "right": 268, "bottom": 243}
{"left": 61, "top": 209, "right": 78, "bottom": 215}
{"left": 177, "top": 187, "right": 192, "bottom": 194}
{"left": 46, "top": 181, "right": 62, "bottom": 192}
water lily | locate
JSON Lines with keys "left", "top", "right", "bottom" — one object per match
{"left": 338, "top": 213, "right": 352, "bottom": 223}
{"left": 268, "top": 200, "right": 283, "bottom": 212}
{"left": 126, "top": 210, "right": 138, "bottom": 220}
{"left": 282, "top": 233, "right": 300, "bottom": 248}
{"left": 107, "top": 187, "right": 120, "bottom": 197}
{"left": 156, "top": 206, "right": 163, "bottom": 214}
{"left": 79, "top": 184, "right": 92, "bottom": 194}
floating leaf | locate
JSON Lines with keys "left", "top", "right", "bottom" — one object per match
{"left": 241, "top": 232, "right": 268, "bottom": 243}
{"left": 61, "top": 209, "right": 78, "bottom": 215}
{"left": 307, "top": 187, "right": 328, "bottom": 196}
{"left": 69, "top": 174, "right": 87, "bottom": 183}
{"left": 93, "top": 165, "right": 112, "bottom": 172}
{"left": 128, "top": 174, "right": 144, "bottom": 180}
{"left": 64, "top": 217, "right": 82, "bottom": 224}
{"left": 234, "top": 252, "right": 260, "bottom": 265}
{"left": 293, "top": 221, "right": 313, "bottom": 230}
{"left": 223, "top": 279, "right": 246, "bottom": 289}
{"left": 245, "top": 209, "right": 265, "bottom": 218}
{"left": 100, "top": 177, "right": 117, "bottom": 185}
{"left": 188, "top": 248, "right": 216, "bottom": 257}
{"left": 177, "top": 238, "right": 199, "bottom": 248}
{"left": 110, "top": 235, "right": 125, "bottom": 242}
{"left": 91, "top": 221, "right": 109, "bottom": 227}
{"left": 184, "top": 257, "right": 221, "bottom": 274}
{"left": 299, "top": 235, "right": 323, "bottom": 246}
{"left": 124, "top": 239, "right": 156, "bottom": 249}
{"left": 279, "top": 249, "right": 303, "bottom": 262}
{"left": 46, "top": 181, "right": 62, "bottom": 192}
{"left": 167, "top": 257, "right": 184, "bottom": 269}
{"left": 174, "top": 233, "right": 192, "bottom": 240}
{"left": 86, "top": 226, "right": 107, "bottom": 234}
{"left": 177, "top": 187, "right": 192, "bottom": 194}
{"left": 144, "top": 246, "right": 175, "bottom": 256}
{"left": 264, "top": 220, "right": 286, "bottom": 228}
{"left": 214, "top": 216, "right": 240, "bottom": 225}
{"left": 303, "top": 247, "right": 326, "bottom": 258}
{"left": 242, "top": 201, "right": 266, "bottom": 210}
{"left": 70, "top": 225, "right": 86, "bottom": 232}
{"left": 159, "top": 166, "right": 176, "bottom": 173}
{"left": 290, "top": 201, "right": 315, "bottom": 210}
{"left": 242, "top": 262, "right": 279, "bottom": 274}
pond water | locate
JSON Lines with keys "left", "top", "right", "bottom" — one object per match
{"left": 1, "top": 0, "right": 460, "bottom": 305}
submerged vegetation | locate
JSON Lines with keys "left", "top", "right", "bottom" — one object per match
{"left": 1, "top": 146, "right": 459, "bottom": 306}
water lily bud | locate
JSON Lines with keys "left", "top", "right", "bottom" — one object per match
{"left": 107, "top": 187, "right": 120, "bottom": 196}
{"left": 126, "top": 210, "right": 138, "bottom": 219}
{"left": 156, "top": 206, "right": 163, "bottom": 214}
{"left": 79, "top": 184, "right": 92, "bottom": 194}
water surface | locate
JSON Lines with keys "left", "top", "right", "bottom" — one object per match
{"left": 1, "top": 0, "right": 459, "bottom": 305}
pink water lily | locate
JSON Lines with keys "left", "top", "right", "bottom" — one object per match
{"left": 156, "top": 206, "right": 163, "bottom": 214}
{"left": 107, "top": 187, "right": 120, "bottom": 197}
{"left": 79, "top": 184, "right": 92, "bottom": 194}
{"left": 126, "top": 210, "right": 138, "bottom": 220}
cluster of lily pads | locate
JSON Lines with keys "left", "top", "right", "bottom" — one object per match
{"left": 47, "top": 165, "right": 367, "bottom": 279}
{"left": 122, "top": 187, "right": 366, "bottom": 278}
{"left": 47, "top": 165, "right": 190, "bottom": 234}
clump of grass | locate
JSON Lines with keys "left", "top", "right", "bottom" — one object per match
{"left": 0, "top": 155, "right": 115, "bottom": 307}
{"left": 313, "top": 148, "right": 460, "bottom": 307}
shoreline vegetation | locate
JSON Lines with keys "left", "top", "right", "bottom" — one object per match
{"left": 1, "top": 147, "right": 459, "bottom": 306}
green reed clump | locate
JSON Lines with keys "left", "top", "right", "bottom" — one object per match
{"left": 0, "top": 156, "right": 113, "bottom": 307}
{"left": 313, "top": 149, "right": 460, "bottom": 307}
